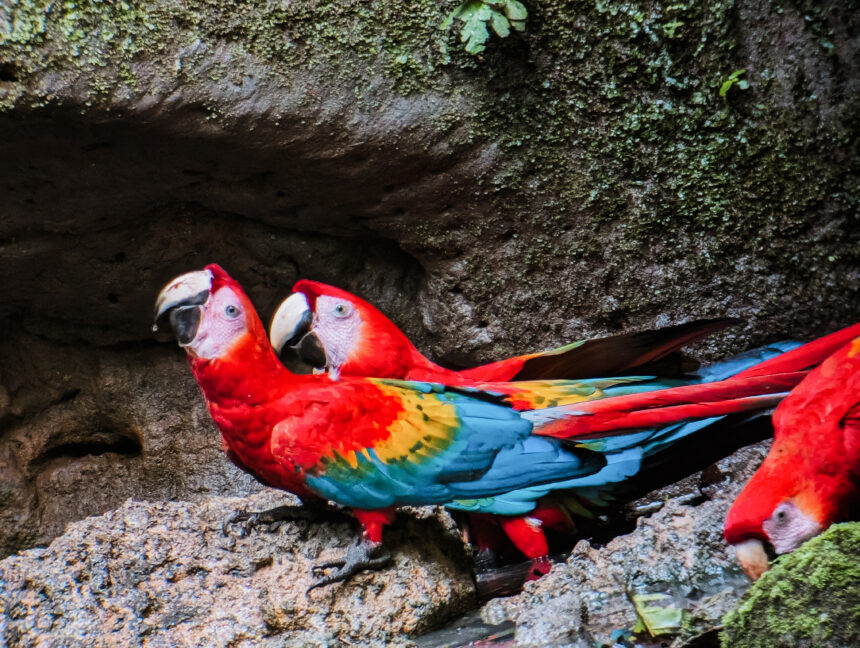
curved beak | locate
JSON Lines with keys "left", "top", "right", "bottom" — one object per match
{"left": 269, "top": 292, "right": 328, "bottom": 369}
{"left": 270, "top": 293, "right": 314, "bottom": 355}
{"left": 153, "top": 269, "right": 213, "bottom": 346}
{"left": 733, "top": 538, "right": 770, "bottom": 581}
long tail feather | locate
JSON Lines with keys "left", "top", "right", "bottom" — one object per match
{"left": 511, "top": 317, "right": 742, "bottom": 380}
{"left": 555, "top": 393, "right": 787, "bottom": 439}
{"left": 461, "top": 318, "right": 741, "bottom": 382}
{"left": 733, "top": 322, "right": 860, "bottom": 378}
{"left": 528, "top": 371, "right": 808, "bottom": 439}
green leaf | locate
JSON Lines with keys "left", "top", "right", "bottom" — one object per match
{"left": 459, "top": 1, "right": 488, "bottom": 21}
{"left": 439, "top": 11, "right": 456, "bottom": 30}
{"left": 441, "top": 0, "right": 525, "bottom": 55}
{"left": 461, "top": 15, "right": 491, "bottom": 54}
{"left": 440, "top": 0, "right": 482, "bottom": 30}
{"left": 490, "top": 11, "right": 511, "bottom": 38}
{"left": 631, "top": 593, "right": 686, "bottom": 637}
{"left": 474, "top": 4, "right": 494, "bottom": 20}
{"left": 719, "top": 68, "right": 747, "bottom": 98}
{"left": 504, "top": 0, "right": 528, "bottom": 21}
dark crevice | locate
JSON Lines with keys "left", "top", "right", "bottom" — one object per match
{"left": 58, "top": 389, "right": 81, "bottom": 405}
{"left": 32, "top": 432, "right": 142, "bottom": 467}
{"left": 0, "top": 63, "right": 18, "bottom": 82}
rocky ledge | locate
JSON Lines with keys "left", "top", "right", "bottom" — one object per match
{"left": 0, "top": 490, "right": 475, "bottom": 647}
{"left": 481, "top": 441, "right": 768, "bottom": 647}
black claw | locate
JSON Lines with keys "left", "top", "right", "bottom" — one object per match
{"left": 311, "top": 558, "right": 346, "bottom": 574}
{"left": 473, "top": 548, "right": 502, "bottom": 572}
{"left": 222, "top": 505, "right": 296, "bottom": 537}
{"left": 221, "top": 510, "right": 244, "bottom": 536}
{"left": 307, "top": 539, "right": 391, "bottom": 593}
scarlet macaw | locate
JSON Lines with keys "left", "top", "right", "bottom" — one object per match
{"left": 155, "top": 265, "right": 854, "bottom": 589}
{"left": 724, "top": 335, "right": 860, "bottom": 580}
{"left": 266, "top": 281, "right": 788, "bottom": 563}
{"left": 272, "top": 280, "right": 741, "bottom": 382}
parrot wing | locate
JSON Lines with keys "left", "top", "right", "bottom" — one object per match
{"left": 459, "top": 318, "right": 741, "bottom": 382}
{"left": 269, "top": 379, "right": 608, "bottom": 511}
{"left": 733, "top": 322, "right": 860, "bottom": 378}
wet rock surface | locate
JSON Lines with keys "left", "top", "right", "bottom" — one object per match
{"left": 721, "top": 522, "right": 860, "bottom": 648}
{"left": 0, "top": 490, "right": 476, "bottom": 647}
{"left": 481, "top": 442, "right": 772, "bottom": 647}
{"left": 1, "top": 0, "right": 857, "bottom": 359}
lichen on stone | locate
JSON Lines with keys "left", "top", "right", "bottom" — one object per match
{"left": 0, "top": 1, "right": 856, "bottom": 363}
{"left": 721, "top": 522, "right": 860, "bottom": 648}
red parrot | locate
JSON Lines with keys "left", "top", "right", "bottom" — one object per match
{"left": 272, "top": 279, "right": 740, "bottom": 383}
{"left": 266, "top": 281, "right": 792, "bottom": 564}
{"left": 724, "top": 335, "right": 860, "bottom": 580}
{"left": 155, "top": 265, "right": 857, "bottom": 589}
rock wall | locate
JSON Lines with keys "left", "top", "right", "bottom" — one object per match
{"left": 0, "top": 0, "right": 857, "bottom": 560}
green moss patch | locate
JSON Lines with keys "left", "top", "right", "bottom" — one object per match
{"left": 721, "top": 523, "right": 860, "bottom": 648}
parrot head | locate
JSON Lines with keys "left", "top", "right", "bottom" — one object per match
{"left": 154, "top": 264, "right": 269, "bottom": 362}
{"left": 270, "top": 280, "right": 421, "bottom": 380}
{"left": 724, "top": 337, "right": 860, "bottom": 580}
{"left": 723, "top": 461, "right": 828, "bottom": 581}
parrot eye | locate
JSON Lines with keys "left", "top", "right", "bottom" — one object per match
{"left": 333, "top": 303, "right": 351, "bottom": 319}
{"left": 224, "top": 304, "right": 241, "bottom": 318}
{"left": 771, "top": 502, "right": 792, "bottom": 527}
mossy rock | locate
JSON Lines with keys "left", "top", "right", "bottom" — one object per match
{"left": 1, "top": 0, "right": 858, "bottom": 364}
{"left": 721, "top": 522, "right": 860, "bottom": 648}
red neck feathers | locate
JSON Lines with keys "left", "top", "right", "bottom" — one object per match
{"left": 295, "top": 279, "right": 449, "bottom": 380}
{"left": 725, "top": 336, "right": 860, "bottom": 544}
{"left": 193, "top": 264, "right": 296, "bottom": 407}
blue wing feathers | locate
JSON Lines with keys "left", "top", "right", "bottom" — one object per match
{"left": 305, "top": 342, "right": 794, "bottom": 514}
{"left": 694, "top": 341, "right": 802, "bottom": 382}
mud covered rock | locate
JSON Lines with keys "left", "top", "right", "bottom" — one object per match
{"left": 0, "top": 327, "right": 262, "bottom": 557}
{"left": 721, "top": 522, "right": 860, "bottom": 648}
{"left": 481, "top": 442, "right": 771, "bottom": 647}
{"left": 0, "top": 490, "right": 475, "bottom": 647}
{"left": 0, "top": 0, "right": 857, "bottom": 360}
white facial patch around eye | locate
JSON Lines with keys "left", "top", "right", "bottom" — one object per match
{"left": 315, "top": 295, "right": 362, "bottom": 371}
{"left": 190, "top": 286, "right": 249, "bottom": 359}
{"left": 762, "top": 500, "right": 823, "bottom": 554}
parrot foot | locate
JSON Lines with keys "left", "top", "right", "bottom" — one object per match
{"left": 307, "top": 538, "right": 391, "bottom": 592}
{"left": 222, "top": 503, "right": 346, "bottom": 537}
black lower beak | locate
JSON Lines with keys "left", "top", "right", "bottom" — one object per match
{"left": 153, "top": 287, "right": 210, "bottom": 344}
{"left": 278, "top": 309, "right": 313, "bottom": 354}
{"left": 170, "top": 306, "right": 201, "bottom": 346}
{"left": 296, "top": 331, "right": 327, "bottom": 369}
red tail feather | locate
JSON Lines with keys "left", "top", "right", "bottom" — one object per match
{"left": 536, "top": 371, "right": 809, "bottom": 439}
{"left": 734, "top": 322, "right": 860, "bottom": 378}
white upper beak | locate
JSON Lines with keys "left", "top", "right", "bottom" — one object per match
{"left": 733, "top": 538, "right": 770, "bottom": 581}
{"left": 153, "top": 269, "right": 213, "bottom": 330}
{"left": 270, "top": 292, "right": 313, "bottom": 354}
